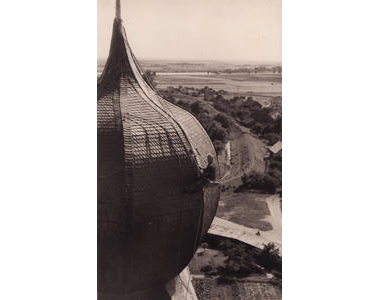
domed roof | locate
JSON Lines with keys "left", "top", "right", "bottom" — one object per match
{"left": 98, "top": 1, "right": 220, "bottom": 297}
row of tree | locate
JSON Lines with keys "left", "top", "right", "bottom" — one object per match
{"left": 200, "top": 236, "right": 281, "bottom": 278}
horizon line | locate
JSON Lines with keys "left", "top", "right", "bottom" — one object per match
{"left": 97, "top": 57, "right": 282, "bottom": 64}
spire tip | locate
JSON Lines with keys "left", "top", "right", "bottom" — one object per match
{"left": 116, "top": 0, "right": 121, "bottom": 19}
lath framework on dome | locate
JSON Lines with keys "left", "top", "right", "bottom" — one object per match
{"left": 97, "top": 0, "right": 220, "bottom": 297}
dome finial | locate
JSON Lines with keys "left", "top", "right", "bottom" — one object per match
{"left": 116, "top": 0, "right": 121, "bottom": 19}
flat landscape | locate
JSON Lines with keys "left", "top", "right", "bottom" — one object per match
{"left": 98, "top": 60, "right": 282, "bottom": 97}
{"left": 156, "top": 73, "right": 282, "bottom": 96}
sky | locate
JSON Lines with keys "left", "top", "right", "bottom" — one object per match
{"left": 98, "top": 0, "right": 281, "bottom": 62}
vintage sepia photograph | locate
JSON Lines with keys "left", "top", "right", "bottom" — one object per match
{"left": 98, "top": 0, "right": 281, "bottom": 299}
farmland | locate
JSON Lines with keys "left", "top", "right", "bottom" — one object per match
{"left": 192, "top": 278, "right": 281, "bottom": 300}
{"left": 97, "top": 59, "right": 282, "bottom": 97}
{"left": 156, "top": 73, "right": 281, "bottom": 96}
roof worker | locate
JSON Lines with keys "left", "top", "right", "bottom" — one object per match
{"left": 184, "top": 154, "right": 216, "bottom": 193}
{"left": 200, "top": 155, "right": 216, "bottom": 183}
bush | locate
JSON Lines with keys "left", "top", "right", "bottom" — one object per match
{"left": 268, "top": 168, "right": 281, "bottom": 182}
{"left": 190, "top": 101, "right": 202, "bottom": 115}
{"left": 214, "top": 114, "right": 232, "bottom": 129}
{"left": 269, "top": 161, "right": 282, "bottom": 172}
{"left": 214, "top": 102, "right": 229, "bottom": 113}
{"left": 200, "top": 265, "right": 213, "bottom": 273}
{"left": 207, "top": 123, "right": 227, "bottom": 143}
{"left": 251, "top": 123, "right": 263, "bottom": 135}
{"left": 237, "top": 172, "right": 280, "bottom": 194}
{"left": 264, "top": 133, "right": 281, "bottom": 145}
{"left": 213, "top": 140, "right": 225, "bottom": 155}
{"left": 219, "top": 243, "right": 263, "bottom": 277}
{"left": 259, "top": 174, "right": 280, "bottom": 193}
{"left": 257, "top": 243, "right": 281, "bottom": 271}
{"left": 271, "top": 152, "right": 282, "bottom": 161}
{"left": 250, "top": 111, "right": 272, "bottom": 123}
{"left": 164, "top": 94, "right": 176, "bottom": 104}
{"left": 216, "top": 277, "right": 235, "bottom": 285}
{"left": 176, "top": 100, "right": 190, "bottom": 110}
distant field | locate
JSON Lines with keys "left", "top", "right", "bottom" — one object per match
{"left": 155, "top": 73, "right": 281, "bottom": 96}
{"left": 98, "top": 60, "right": 282, "bottom": 96}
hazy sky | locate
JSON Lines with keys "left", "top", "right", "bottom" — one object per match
{"left": 98, "top": 0, "right": 281, "bottom": 62}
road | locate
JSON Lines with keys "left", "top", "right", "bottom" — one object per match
{"left": 220, "top": 132, "right": 267, "bottom": 186}
{"left": 261, "top": 195, "right": 282, "bottom": 252}
{"left": 166, "top": 267, "right": 198, "bottom": 300}
{"left": 266, "top": 196, "right": 282, "bottom": 234}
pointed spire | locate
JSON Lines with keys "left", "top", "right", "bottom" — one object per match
{"left": 116, "top": 0, "right": 121, "bottom": 20}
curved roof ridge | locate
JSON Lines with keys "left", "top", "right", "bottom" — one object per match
{"left": 98, "top": 15, "right": 204, "bottom": 170}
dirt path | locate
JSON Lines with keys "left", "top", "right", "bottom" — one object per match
{"left": 166, "top": 267, "right": 198, "bottom": 300}
{"left": 221, "top": 132, "right": 266, "bottom": 187}
{"left": 210, "top": 194, "right": 282, "bottom": 255}
{"left": 209, "top": 217, "right": 273, "bottom": 251}
{"left": 266, "top": 196, "right": 282, "bottom": 233}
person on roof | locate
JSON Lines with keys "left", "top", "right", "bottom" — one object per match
{"left": 200, "top": 155, "right": 216, "bottom": 182}
{"left": 184, "top": 154, "right": 217, "bottom": 193}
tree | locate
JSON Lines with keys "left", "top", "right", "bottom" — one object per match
{"left": 220, "top": 242, "right": 262, "bottom": 277}
{"left": 176, "top": 100, "right": 190, "bottom": 110}
{"left": 207, "top": 123, "right": 227, "bottom": 143}
{"left": 201, "top": 242, "right": 209, "bottom": 255}
{"left": 257, "top": 243, "right": 281, "bottom": 271}
{"left": 165, "top": 95, "right": 176, "bottom": 104}
{"left": 251, "top": 124, "right": 262, "bottom": 135}
{"left": 238, "top": 172, "right": 280, "bottom": 194}
{"left": 214, "top": 114, "right": 231, "bottom": 129}
{"left": 213, "top": 140, "right": 225, "bottom": 155}
{"left": 190, "top": 101, "right": 202, "bottom": 115}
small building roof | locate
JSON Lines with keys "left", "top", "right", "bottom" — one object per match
{"left": 269, "top": 141, "right": 282, "bottom": 154}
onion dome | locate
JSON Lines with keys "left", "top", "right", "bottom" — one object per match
{"left": 97, "top": 0, "right": 221, "bottom": 297}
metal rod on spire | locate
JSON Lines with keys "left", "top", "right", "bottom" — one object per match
{"left": 116, "top": 0, "right": 121, "bottom": 19}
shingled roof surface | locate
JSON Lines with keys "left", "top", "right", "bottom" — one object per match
{"left": 97, "top": 1, "right": 221, "bottom": 297}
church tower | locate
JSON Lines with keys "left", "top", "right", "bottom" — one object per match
{"left": 97, "top": 0, "right": 220, "bottom": 298}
